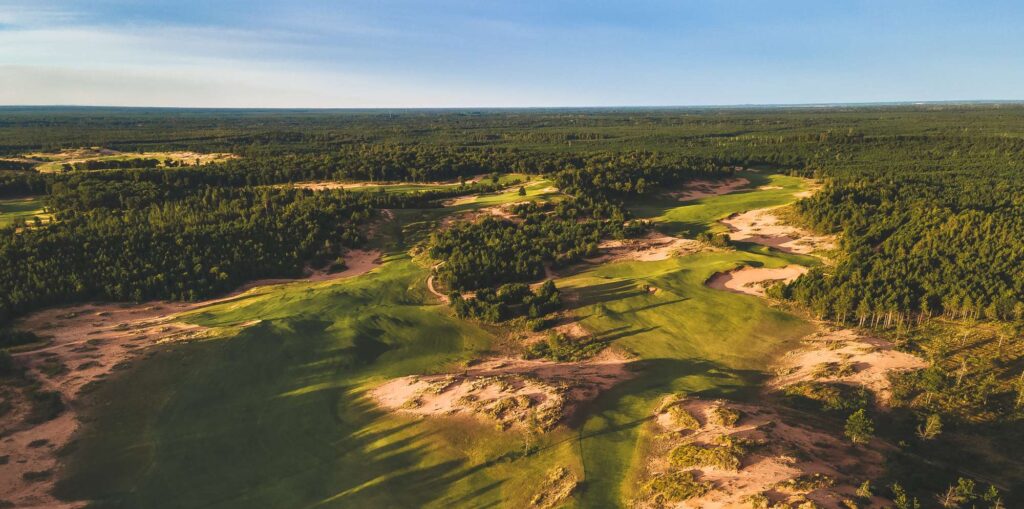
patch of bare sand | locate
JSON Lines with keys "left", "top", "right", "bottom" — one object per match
{"left": 772, "top": 328, "right": 927, "bottom": 404}
{"left": 291, "top": 175, "right": 488, "bottom": 192}
{"left": 0, "top": 249, "right": 381, "bottom": 508}
{"left": 370, "top": 349, "right": 634, "bottom": 430}
{"left": 637, "top": 398, "right": 889, "bottom": 509}
{"left": 668, "top": 178, "right": 750, "bottom": 202}
{"left": 1, "top": 304, "right": 211, "bottom": 508}
{"left": 793, "top": 181, "right": 823, "bottom": 199}
{"left": 706, "top": 265, "right": 808, "bottom": 297}
{"left": 722, "top": 208, "right": 835, "bottom": 255}
{"left": 442, "top": 194, "right": 479, "bottom": 207}
{"left": 586, "top": 232, "right": 705, "bottom": 264}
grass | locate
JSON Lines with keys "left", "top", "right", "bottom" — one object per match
{"left": 0, "top": 196, "right": 48, "bottom": 227}
{"left": 54, "top": 174, "right": 819, "bottom": 508}
{"left": 635, "top": 173, "right": 809, "bottom": 237}
{"left": 559, "top": 250, "right": 814, "bottom": 506}
{"left": 446, "top": 178, "right": 560, "bottom": 212}
{"left": 56, "top": 255, "right": 585, "bottom": 508}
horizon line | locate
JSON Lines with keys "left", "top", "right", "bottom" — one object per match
{"left": 2, "top": 99, "right": 1023, "bottom": 112}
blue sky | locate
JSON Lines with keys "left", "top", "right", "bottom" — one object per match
{"left": 1, "top": 0, "right": 1023, "bottom": 107}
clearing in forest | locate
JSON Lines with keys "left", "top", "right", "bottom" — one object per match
{"left": 10, "top": 147, "right": 237, "bottom": 172}
{"left": 0, "top": 196, "right": 49, "bottom": 227}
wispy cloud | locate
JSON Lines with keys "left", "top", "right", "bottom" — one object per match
{"left": 1, "top": 0, "right": 1022, "bottom": 106}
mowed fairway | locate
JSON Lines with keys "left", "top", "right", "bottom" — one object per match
{"left": 635, "top": 173, "right": 808, "bottom": 237}
{"left": 557, "top": 252, "right": 814, "bottom": 506}
{"left": 55, "top": 176, "right": 818, "bottom": 508}
{"left": 0, "top": 196, "right": 48, "bottom": 227}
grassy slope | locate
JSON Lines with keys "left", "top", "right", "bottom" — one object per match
{"left": 0, "top": 196, "right": 46, "bottom": 227}
{"left": 57, "top": 255, "right": 584, "bottom": 508}
{"left": 635, "top": 173, "right": 807, "bottom": 237}
{"left": 55, "top": 175, "right": 816, "bottom": 508}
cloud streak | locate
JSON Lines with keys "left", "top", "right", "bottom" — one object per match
{"left": 1, "top": 0, "right": 1023, "bottom": 107}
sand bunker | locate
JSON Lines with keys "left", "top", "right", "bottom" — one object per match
{"left": 668, "top": 178, "right": 750, "bottom": 202}
{"left": 636, "top": 397, "right": 888, "bottom": 509}
{"left": 371, "top": 351, "right": 634, "bottom": 430}
{"left": 587, "top": 233, "right": 705, "bottom": 264}
{"left": 772, "top": 328, "right": 927, "bottom": 404}
{"left": 0, "top": 249, "right": 381, "bottom": 508}
{"left": 706, "top": 265, "right": 808, "bottom": 297}
{"left": 722, "top": 208, "right": 835, "bottom": 255}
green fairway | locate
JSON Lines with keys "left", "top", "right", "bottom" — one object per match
{"left": 0, "top": 196, "right": 48, "bottom": 227}
{"left": 635, "top": 173, "right": 807, "bottom": 237}
{"left": 556, "top": 252, "right": 814, "bottom": 506}
{"left": 55, "top": 176, "right": 818, "bottom": 508}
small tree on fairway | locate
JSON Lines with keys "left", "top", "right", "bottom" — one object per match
{"left": 845, "top": 409, "right": 874, "bottom": 445}
{"left": 518, "top": 186, "right": 526, "bottom": 196}
{"left": 916, "top": 413, "right": 942, "bottom": 440}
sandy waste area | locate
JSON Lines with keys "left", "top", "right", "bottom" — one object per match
{"left": 722, "top": 208, "right": 835, "bottom": 255}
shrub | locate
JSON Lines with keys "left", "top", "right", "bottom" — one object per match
{"left": 783, "top": 381, "right": 871, "bottom": 413}
{"left": 27, "top": 390, "right": 64, "bottom": 424}
{"left": 669, "top": 435, "right": 749, "bottom": 471}
{"left": 669, "top": 406, "right": 701, "bottom": 430}
{"left": 708, "top": 405, "right": 741, "bottom": 427}
{"left": 0, "top": 329, "right": 39, "bottom": 349}
{"left": 524, "top": 332, "right": 606, "bottom": 362}
{"left": 640, "top": 470, "right": 711, "bottom": 506}
{"left": 844, "top": 409, "right": 874, "bottom": 445}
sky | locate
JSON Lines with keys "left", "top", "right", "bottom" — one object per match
{"left": 1, "top": 0, "right": 1023, "bottom": 108}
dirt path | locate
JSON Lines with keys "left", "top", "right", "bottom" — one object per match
{"left": 705, "top": 265, "right": 808, "bottom": 297}
{"left": 0, "top": 249, "right": 381, "bottom": 509}
{"left": 426, "top": 274, "right": 448, "bottom": 303}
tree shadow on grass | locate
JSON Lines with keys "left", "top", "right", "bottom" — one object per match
{"left": 565, "top": 279, "right": 645, "bottom": 310}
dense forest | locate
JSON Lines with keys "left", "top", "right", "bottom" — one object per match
{"left": 2, "top": 105, "right": 1024, "bottom": 327}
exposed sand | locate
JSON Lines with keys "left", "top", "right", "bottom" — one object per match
{"left": 442, "top": 194, "right": 479, "bottom": 207}
{"left": 24, "top": 148, "right": 237, "bottom": 173}
{"left": 586, "top": 233, "right": 705, "bottom": 264}
{"left": 668, "top": 178, "right": 750, "bottom": 202}
{"left": 0, "top": 249, "right": 381, "bottom": 508}
{"left": 370, "top": 350, "right": 634, "bottom": 430}
{"left": 722, "top": 208, "right": 835, "bottom": 255}
{"left": 638, "top": 398, "right": 888, "bottom": 509}
{"left": 706, "top": 265, "right": 808, "bottom": 297}
{"left": 772, "top": 328, "right": 928, "bottom": 404}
